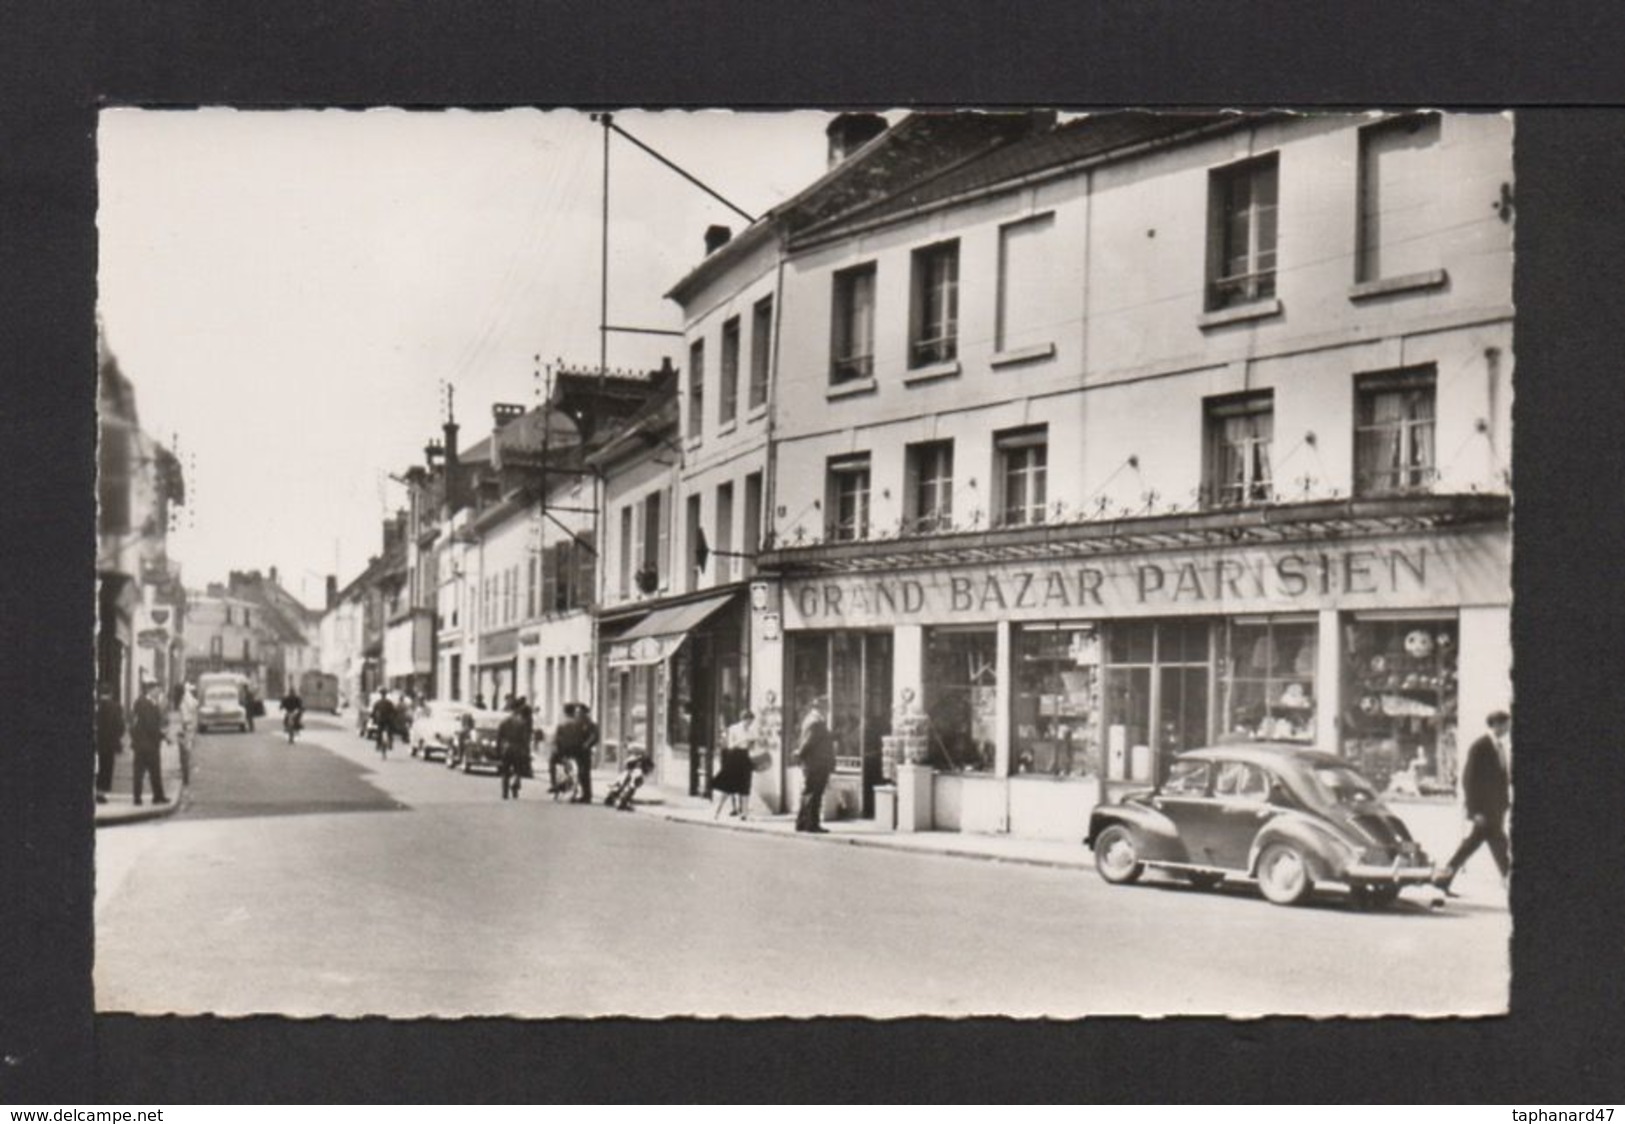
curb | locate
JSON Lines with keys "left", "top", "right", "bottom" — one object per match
{"left": 95, "top": 779, "right": 188, "bottom": 829}
{"left": 646, "top": 804, "right": 1093, "bottom": 873}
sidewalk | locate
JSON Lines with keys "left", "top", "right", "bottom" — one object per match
{"left": 615, "top": 776, "right": 1508, "bottom": 899}
{"left": 94, "top": 734, "right": 187, "bottom": 828}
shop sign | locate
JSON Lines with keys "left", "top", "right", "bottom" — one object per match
{"left": 137, "top": 627, "right": 168, "bottom": 649}
{"left": 607, "top": 634, "right": 677, "bottom": 667}
{"left": 783, "top": 532, "right": 1507, "bottom": 629}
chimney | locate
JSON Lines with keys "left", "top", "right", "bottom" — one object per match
{"left": 442, "top": 418, "right": 461, "bottom": 518}
{"left": 826, "top": 112, "right": 887, "bottom": 168}
{"left": 704, "top": 224, "right": 732, "bottom": 255}
{"left": 325, "top": 575, "right": 337, "bottom": 610}
{"left": 268, "top": 566, "right": 278, "bottom": 587}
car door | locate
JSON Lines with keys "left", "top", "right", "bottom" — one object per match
{"left": 1203, "top": 761, "right": 1278, "bottom": 870}
{"left": 1147, "top": 758, "right": 1215, "bottom": 864}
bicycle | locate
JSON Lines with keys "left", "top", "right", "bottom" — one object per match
{"left": 283, "top": 709, "right": 303, "bottom": 745}
{"left": 550, "top": 754, "right": 580, "bottom": 802}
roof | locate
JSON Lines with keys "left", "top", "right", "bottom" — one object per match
{"left": 791, "top": 112, "right": 1244, "bottom": 247}
{"left": 666, "top": 111, "right": 1053, "bottom": 304}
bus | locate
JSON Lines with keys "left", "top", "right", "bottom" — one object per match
{"left": 299, "top": 670, "right": 341, "bottom": 714}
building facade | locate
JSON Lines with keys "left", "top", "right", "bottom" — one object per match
{"left": 745, "top": 110, "right": 1513, "bottom": 838}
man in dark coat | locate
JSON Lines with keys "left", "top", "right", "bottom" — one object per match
{"left": 793, "top": 697, "right": 835, "bottom": 833}
{"left": 371, "top": 689, "right": 397, "bottom": 755}
{"left": 1435, "top": 709, "right": 1511, "bottom": 895}
{"left": 129, "top": 681, "right": 169, "bottom": 806}
{"left": 569, "top": 704, "right": 600, "bottom": 805}
{"left": 497, "top": 698, "right": 531, "bottom": 799}
{"left": 95, "top": 682, "right": 125, "bottom": 804}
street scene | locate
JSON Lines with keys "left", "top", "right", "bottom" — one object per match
{"left": 95, "top": 108, "right": 1515, "bottom": 1018}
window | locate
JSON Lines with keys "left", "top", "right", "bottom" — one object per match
{"left": 1355, "top": 367, "right": 1436, "bottom": 496}
{"left": 996, "top": 426, "right": 1048, "bottom": 527}
{"left": 1222, "top": 618, "right": 1316, "bottom": 744}
{"left": 242, "top": 639, "right": 251, "bottom": 662}
{"left": 1205, "top": 392, "right": 1274, "bottom": 507}
{"left": 1358, "top": 114, "right": 1441, "bottom": 283}
{"left": 715, "top": 481, "right": 735, "bottom": 584}
{"left": 906, "top": 440, "right": 954, "bottom": 533}
{"left": 686, "top": 493, "right": 703, "bottom": 592}
{"left": 910, "top": 240, "right": 959, "bottom": 366}
{"left": 923, "top": 628, "right": 997, "bottom": 773}
{"left": 719, "top": 317, "right": 740, "bottom": 426}
{"left": 742, "top": 471, "right": 763, "bottom": 579}
{"left": 1207, "top": 155, "right": 1279, "bottom": 309}
{"left": 618, "top": 504, "right": 633, "bottom": 597}
{"left": 830, "top": 263, "right": 876, "bottom": 384}
{"left": 996, "top": 213, "right": 1058, "bottom": 353}
{"left": 687, "top": 339, "right": 705, "bottom": 439}
{"left": 749, "top": 296, "right": 772, "bottom": 410}
{"left": 210, "top": 636, "right": 222, "bottom": 658}
{"left": 1341, "top": 616, "right": 1458, "bottom": 791}
{"left": 826, "top": 455, "right": 871, "bottom": 542}
{"left": 244, "top": 609, "right": 251, "bottom": 628}
{"left": 527, "top": 554, "right": 538, "bottom": 617}
{"left": 225, "top": 605, "right": 233, "bottom": 624}
{"left": 1012, "top": 624, "right": 1100, "bottom": 779}
{"left": 637, "top": 489, "right": 668, "bottom": 591}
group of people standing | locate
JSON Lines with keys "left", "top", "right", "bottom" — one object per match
{"left": 95, "top": 679, "right": 199, "bottom": 807}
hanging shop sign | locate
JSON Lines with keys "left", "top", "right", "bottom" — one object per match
{"left": 783, "top": 531, "right": 1507, "bottom": 629}
{"left": 607, "top": 633, "right": 680, "bottom": 668}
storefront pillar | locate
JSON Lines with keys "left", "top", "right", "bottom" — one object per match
{"left": 893, "top": 624, "right": 924, "bottom": 707}
{"left": 1458, "top": 605, "right": 1512, "bottom": 759}
{"left": 993, "top": 620, "right": 1013, "bottom": 778}
{"left": 1316, "top": 608, "right": 1341, "bottom": 754}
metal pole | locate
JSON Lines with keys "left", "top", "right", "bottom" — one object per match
{"left": 598, "top": 113, "right": 611, "bottom": 431}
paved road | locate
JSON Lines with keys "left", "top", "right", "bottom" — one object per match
{"left": 95, "top": 713, "right": 1509, "bottom": 1018}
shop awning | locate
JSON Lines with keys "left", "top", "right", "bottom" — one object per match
{"left": 607, "top": 591, "right": 736, "bottom": 667}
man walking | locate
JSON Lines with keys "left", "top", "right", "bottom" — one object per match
{"left": 129, "top": 681, "right": 169, "bottom": 806}
{"left": 793, "top": 695, "right": 834, "bottom": 833}
{"left": 497, "top": 698, "right": 530, "bottom": 799}
{"left": 569, "top": 704, "right": 599, "bottom": 805}
{"left": 177, "top": 682, "right": 198, "bottom": 785}
{"left": 95, "top": 681, "right": 125, "bottom": 804}
{"left": 1435, "top": 709, "right": 1512, "bottom": 896}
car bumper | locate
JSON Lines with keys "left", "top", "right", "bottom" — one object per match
{"left": 1343, "top": 861, "right": 1436, "bottom": 884}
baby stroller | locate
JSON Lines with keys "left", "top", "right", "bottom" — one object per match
{"left": 604, "top": 752, "right": 655, "bottom": 811}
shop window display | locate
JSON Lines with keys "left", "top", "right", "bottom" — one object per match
{"left": 1013, "top": 624, "right": 1101, "bottom": 778}
{"left": 1221, "top": 619, "right": 1316, "bottom": 743}
{"left": 1340, "top": 617, "right": 1458, "bottom": 795}
{"left": 923, "top": 628, "right": 998, "bottom": 773}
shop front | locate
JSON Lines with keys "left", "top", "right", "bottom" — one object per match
{"left": 474, "top": 626, "right": 518, "bottom": 708}
{"left": 767, "top": 498, "right": 1509, "bottom": 840}
{"left": 600, "top": 588, "right": 749, "bottom": 795}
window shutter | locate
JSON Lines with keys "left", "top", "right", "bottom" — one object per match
{"left": 656, "top": 488, "right": 672, "bottom": 586}
{"left": 575, "top": 536, "right": 596, "bottom": 607}
{"left": 541, "top": 544, "right": 559, "bottom": 614}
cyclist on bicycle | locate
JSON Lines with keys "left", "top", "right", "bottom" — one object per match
{"left": 280, "top": 685, "right": 305, "bottom": 744}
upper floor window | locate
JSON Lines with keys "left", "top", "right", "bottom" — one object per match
{"left": 910, "top": 240, "right": 959, "bottom": 367}
{"left": 618, "top": 504, "right": 634, "bottom": 598}
{"left": 907, "top": 440, "right": 955, "bottom": 533}
{"left": 225, "top": 605, "right": 233, "bottom": 625}
{"left": 687, "top": 339, "right": 705, "bottom": 439}
{"left": 742, "top": 471, "right": 763, "bottom": 579}
{"left": 996, "top": 213, "right": 1058, "bottom": 354}
{"left": 1207, "top": 155, "right": 1279, "bottom": 310}
{"left": 826, "top": 455, "right": 872, "bottom": 542}
{"left": 634, "top": 488, "right": 670, "bottom": 593}
{"left": 996, "top": 426, "right": 1048, "bottom": 527}
{"left": 749, "top": 296, "right": 773, "bottom": 410}
{"left": 719, "top": 316, "right": 740, "bottom": 426}
{"left": 1356, "top": 366, "right": 1437, "bottom": 496}
{"left": 685, "top": 494, "right": 704, "bottom": 592}
{"left": 1357, "top": 114, "right": 1442, "bottom": 284}
{"left": 1205, "top": 392, "right": 1274, "bottom": 508}
{"left": 830, "top": 263, "right": 876, "bottom": 385}
{"left": 714, "top": 481, "right": 735, "bottom": 584}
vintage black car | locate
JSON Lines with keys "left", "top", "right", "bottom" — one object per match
{"left": 446, "top": 708, "right": 508, "bottom": 773}
{"left": 1085, "top": 744, "right": 1435, "bottom": 907}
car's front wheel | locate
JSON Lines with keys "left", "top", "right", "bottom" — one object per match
{"left": 1256, "top": 842, "right": 1314, "bottom": 906}
{"left": 1093, "top": 825, "right": 1144, "bottom": 885}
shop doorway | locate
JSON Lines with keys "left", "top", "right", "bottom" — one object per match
{"left": 1103, "top": 619, "right": 1213, "bottom": 784}
{"left": 787, "top": 631, "right": 893, "bottom": 818}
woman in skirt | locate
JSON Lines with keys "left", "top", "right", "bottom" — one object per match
{"left": 711, "top": 710, "right": 757, "bottom": 819}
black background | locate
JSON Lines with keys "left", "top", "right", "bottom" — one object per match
{"left": 3, "top": 0, "right": 1624, "bottom": 1104}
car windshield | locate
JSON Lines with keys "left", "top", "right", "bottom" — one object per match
{"left": 1308, "top": 764, "right": 1382, "bottom": 807}
{"left": 203, "top": 688, "right": 239, "bottom": 705}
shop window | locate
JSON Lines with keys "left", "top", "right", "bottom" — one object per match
{"left": 789, "top": 631, "right": 893, "bottom": 806}
{"left": 1013, "top": 624, "right": 1101, "bottom": 779}
{"left": 1206, "top": 154, "right": 1279, "bottom": 310}
{"left": 687, "top": 339, "right": 705, "bottom": 439}
{"left": 749, "top": 295, "right": 772, "bottom": 410}
{"left": 909, "top": 240, "right": 959, "bottom": 367}
{"left": 826, "top": 455, "right": 871, "bottom": 542}
{"left": 1221, "top": 618, "right": 1316, "bottom": 743}
{"left": 1357, "top": 113, "right": 1441, "bottom": 283}
{"left": 719, "top": 316, "right": 740, "bottom": 426}
{"left": 906, "top": 440, "right": 954, "bottom": 533}
{"left": 831, "top": 263, "right": 876, "bottom": 385}
{"left": 1340, "top": 616, "right": 1459, "bottom": 794}
{"left": 1205, "top": 391, "right": 1274, "bottom": 508}
{"left": 924, "top": 628, "right": 998, "bottom": 773}
{"left": 995, "top": 426, "right": 1048, "bottom": 527}
{"left": 1356, "top": 367, "right": 1436, "bottom": 496}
